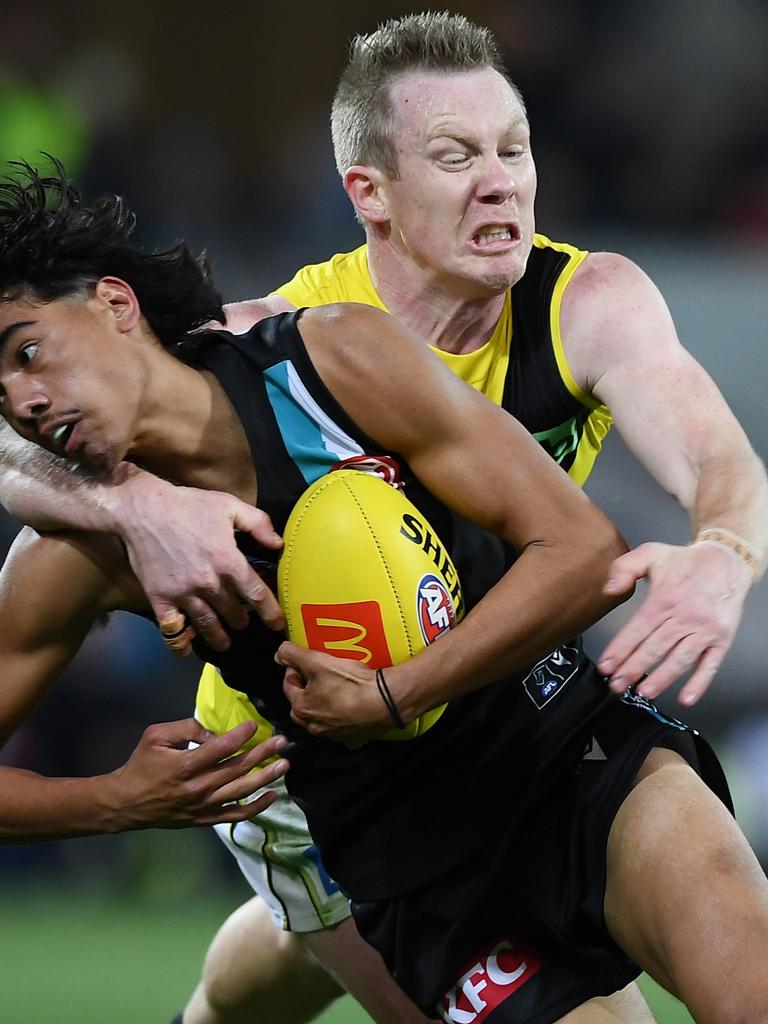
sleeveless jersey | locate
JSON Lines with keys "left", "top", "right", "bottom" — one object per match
{"left": 196, "top": 235, "right": 614, "bottom": 757}
{"left": 191, "top": 314, "right": 615, "bottom": 902}
{"left": 276, "top": 234, "right": 612, "bottom": 484}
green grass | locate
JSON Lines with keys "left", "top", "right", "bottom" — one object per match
{"left": 0, "top": 885, "right": 692, "bottom": 1024}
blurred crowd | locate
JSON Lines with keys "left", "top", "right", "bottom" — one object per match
{"left": 1, "top": 0, "right": 767, "bottom": 887}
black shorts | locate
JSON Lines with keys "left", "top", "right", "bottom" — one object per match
{"left": 352, "top": 692, "right": 731, "bottom": 1023}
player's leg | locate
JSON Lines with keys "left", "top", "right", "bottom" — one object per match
{"left": 182, "top": 896, "right": 342, "bottom": 1024}
{"left": 181, "top": 897, "right": 432, "bottom": 1024}
{"left": 605, "top": 746, "right": 768, "bottom": 1023}
{"left": 552, "top": 983, "right": 655, "bottom": 1023}
{"left": 302, "top": 917, "right": 434, "bottom": 1024}
{"left": 177, "top": 766, "right": 351, "bottom": 1024}
{"left": 179, "top": 774, "right": 430, "bottom": 1024}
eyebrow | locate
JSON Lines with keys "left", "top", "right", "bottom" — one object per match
{"left": 0, "top": 321, "right": 36, "bottom": 357}
{"left": 428, "top": 117, "right": 529, "bottom": 142}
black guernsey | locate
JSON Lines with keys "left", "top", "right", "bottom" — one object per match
{"left": 190, "top": 312, "right": 614, "bottom": 902}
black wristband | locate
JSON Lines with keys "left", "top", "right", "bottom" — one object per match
{"left": 375, "top": 668, "right": 406, "bottom": 730}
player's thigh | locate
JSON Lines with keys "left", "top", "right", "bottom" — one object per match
{"left": 604, "top": 747, "right": 768, "bottom": 1021}
{"left": 302, "top": 917, "right": 433, "bottom": 1024}
{"left": 192, "top": 896, "right": 342, "bottom": 1023}
{"left": 554, "top": 982, "right": 655, "bottom": 1024}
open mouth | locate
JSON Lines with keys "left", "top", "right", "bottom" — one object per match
{"left": 47, "top": 420, "right": 79, "bottom": 453}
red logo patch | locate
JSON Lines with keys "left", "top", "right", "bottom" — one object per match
{"left": 438, "top": 938, "right": 544, "bottom": 1023}
{"left": 301, "top": 601, "right": 393, "bottom": 668}
{"left": 417, "top": 574, "right": 456, "bottom": 646}
{"left": 330, "top": 454, "right": 404, "bottom": 489}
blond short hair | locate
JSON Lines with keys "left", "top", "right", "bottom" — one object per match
{"left": 331, "top": 11, "right": 523, "bottom": 178}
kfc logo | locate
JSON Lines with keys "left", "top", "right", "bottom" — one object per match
{"left": 417, "top": 574, "right": 456, "bottom": 646}
{"left": 438, "top": 938, "right": 544, "bottom": 1023}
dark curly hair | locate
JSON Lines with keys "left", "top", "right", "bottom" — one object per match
{"left": 0, "top": 159, "right": 225, "bottom": 355}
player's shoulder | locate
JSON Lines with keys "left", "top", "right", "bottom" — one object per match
{"left": 563, "top": 251, "right": 666, "bottom": 333}
{"left": 299, "top": 301, "right": 394, "bottom": 346}
{"left": 277, "top": 246, "right": 370, "bottom": 305}
{"left": 567, "top": 251, "right": 654, "bottom": 304}
{"left": 560, "top": 249, "right": 679, "bottom": 384}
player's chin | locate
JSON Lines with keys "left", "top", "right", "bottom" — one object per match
{"left": 465, "top": 253, "right": 528, "bottom": 294}
{"left": 469, "top": 266, "right": 522, "bottom": 295}
{"left": 71, "top": 441, "right": 121, "bottom": 478}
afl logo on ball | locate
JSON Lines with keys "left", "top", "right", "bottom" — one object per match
{"left": 417, "top": 574, "right": 456, "bottom": 646}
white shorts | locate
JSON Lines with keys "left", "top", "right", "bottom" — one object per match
{"left": 213, "top": 775, "right": 351, "bottom": 933}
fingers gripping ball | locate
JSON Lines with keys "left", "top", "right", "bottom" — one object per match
{"left": 277, "top": 470, "right": 463, "bottom": 740}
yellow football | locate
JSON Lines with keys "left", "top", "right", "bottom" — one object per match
{"left": 277, "top": 468, "right": 464, "bottom": 741}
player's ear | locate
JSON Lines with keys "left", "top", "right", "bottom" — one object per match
{"left": 93, "top": 277, "right": 141, "bottom": 334}
{"left": 344, "top": 165, "right": 390, "bottom": 224}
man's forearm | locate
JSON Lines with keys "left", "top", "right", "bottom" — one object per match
{"left": 0, "top": 767, "right": 126, "bottom": 842}
{"left": 691, "top": 448, "right": 768, "bottom": 578}
{"left": 0, "top": 725, "right": 290, "bottom": 842}
{"left": 0, "top": 427, "right": 284, "bottom": 641}
{"left": 0, "top": 423, "right": 124, "bottom": 533}
{"left": 598, "top": 439, "right": 768, "bottom": 705}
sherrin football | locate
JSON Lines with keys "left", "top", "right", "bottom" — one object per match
{"left": 277, "top": 468, "right": 464, "bottom": 740}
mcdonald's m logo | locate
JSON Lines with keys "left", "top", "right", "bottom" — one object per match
{"left": 301, "top": 601, "right": 393, "bottom": 668}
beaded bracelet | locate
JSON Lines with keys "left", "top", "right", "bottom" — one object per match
{"left": 694, "top": 527, "right": 761, "bottom": 582}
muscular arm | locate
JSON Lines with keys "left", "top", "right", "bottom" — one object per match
{"left": 561, "top": 252, "right": 768, "bottom": 703}
{"left": 279, "top": 304, "right": 628, "bottom": 737}
{"left": 0, "top": 529, "right": 287, "bottom": 841}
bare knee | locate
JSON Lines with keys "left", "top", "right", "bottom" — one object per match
{"left": 187, "top": 897, "right": 341, "bottom": 1024}
{"left": 556, "top": 982, "right": 655, "bottom": 1023}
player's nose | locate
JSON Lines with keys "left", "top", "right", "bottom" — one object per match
{"left": 5, "top": 379, "right": 51, "bottom": 429}
{"left": 476, "top": 153, "right": 515, "bottom": 204}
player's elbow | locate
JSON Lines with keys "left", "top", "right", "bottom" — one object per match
{"left": 578, "top": 520, "right": 630, "bottom": 613}
{"left": 582, "top": 514, "right": 628, "bottom": 572}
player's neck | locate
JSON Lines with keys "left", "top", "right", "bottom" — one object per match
{"left": 127, "top": 355, "right": 257, "bottom": 502}
{"left": 367, "top": 249, "right": 506, "bottom": 355}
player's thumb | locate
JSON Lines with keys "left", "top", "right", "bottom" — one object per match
{"left": 282, "top": 666, "right": 306, "bottom": 699}
{"left": 603, "top": 545, "right": 654, "bottom": 594}
{"left": 275, "top": 640, "right": 309, "bottom": 669}
{"left": 233, "top": 503, "right": 283, "bottom": 550}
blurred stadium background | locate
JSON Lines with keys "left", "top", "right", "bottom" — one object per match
{"left": 1, "top": 1, "right": 767, "bottom": 1021}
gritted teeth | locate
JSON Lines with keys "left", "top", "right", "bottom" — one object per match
{"left": 474, "top": 226, "right": 514, "bottom": 244}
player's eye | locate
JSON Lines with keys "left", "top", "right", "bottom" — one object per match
{"left": 18, "top": 341, "right": 39, "bottom": 364}
{"left": 440, "top": 151, "right": 470, "bottom": 166}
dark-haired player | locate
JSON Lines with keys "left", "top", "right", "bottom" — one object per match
{"left": 1, "top": 164, "right": 768, "bottom": 1024}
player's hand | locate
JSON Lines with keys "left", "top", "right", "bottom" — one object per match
{"left": 106, "top": 719, "right": 290, "bottom": 829}
{"left": 277, "top": 642, "right": 394, "bottom": 748}
{"left": 111, "top": 469, "right": 285, "bottom": 650}
{"left": 597, "top": 541, "right": 752, "bottom": 706}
